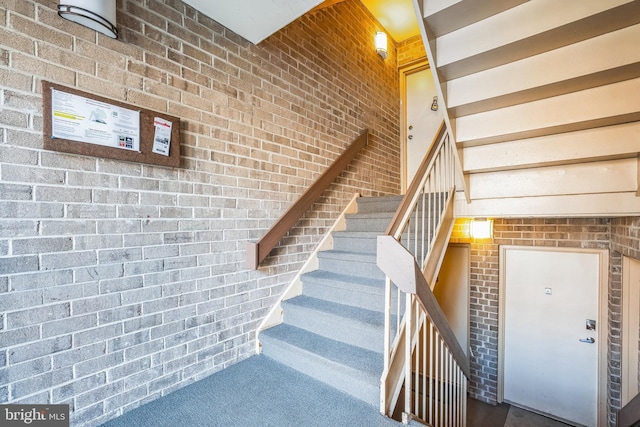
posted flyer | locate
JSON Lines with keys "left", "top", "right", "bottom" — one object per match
{"left": 152, "top": 117, "right": 172, "bottom": 156}
{"left": 51, "top": 88, "right": 140, "bottom": 152}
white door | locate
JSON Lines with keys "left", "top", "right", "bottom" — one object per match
{"left": 404, "top": 67, "right": 441, "bottom": 188}
{"left": 501, "top": 247, "right": 602, "bottom": 427}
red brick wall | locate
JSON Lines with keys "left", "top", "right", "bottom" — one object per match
{"left": 609, "top": 217, "right": 640, "bottom": 426}
{"left": 397, "top": 34, "right": 427, "bottom": 67}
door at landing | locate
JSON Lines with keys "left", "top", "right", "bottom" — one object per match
{"left": 501, "top": 247, "right": 604, "bottom": 427}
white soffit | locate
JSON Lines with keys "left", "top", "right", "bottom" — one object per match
{"left": 183, "top": 0, "right": 324, "bottom": 44}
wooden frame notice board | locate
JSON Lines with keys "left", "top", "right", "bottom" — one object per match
{"left": 43, "top": 81, "right": 180, "bottom": 168}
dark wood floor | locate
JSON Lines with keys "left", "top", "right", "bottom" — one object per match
{"left": 468, "top": 398, "right": 511, "bottom": 427}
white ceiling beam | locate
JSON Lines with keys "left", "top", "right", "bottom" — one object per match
{"left": 462, "top": 122, "right": 640, "bottom": 173}
{"left": 455, "top": 77, "right": 640, "bottom": 145}
{"left": 436, "top": 0, "right": 640, "bottom": 80}
{"left": 423, "top": 0, "right": 527, "bottom": 37}
{"left": 447, "top": 24, "right": 640, "bottom": 115}
{"left": 468, "top": 158, "right": 637, "bottom": 200}
{"left": 454, "top": 191, "right": 640, "bottom": 218}
{"left": 437, "top": 0, "right": 634, "bottom": 66}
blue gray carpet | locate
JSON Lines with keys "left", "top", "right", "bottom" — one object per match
{"left": 100, "top": 355, "right": 401, "bottom": 427}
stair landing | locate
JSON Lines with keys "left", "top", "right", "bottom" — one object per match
{"left": 98, "top": 355, "right": 403, "bottom": 427}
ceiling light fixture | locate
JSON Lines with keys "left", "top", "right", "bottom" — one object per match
{"left": 375, "top": 31, "right": 388, "bottom": 59}
{"left": 58, "top": 0, "right": 118, "bottom": 39}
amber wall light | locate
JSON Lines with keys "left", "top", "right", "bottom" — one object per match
{"left": 375, "top": 31, "right": 388, "bottom": 59}
{"left": 469, "top": 219, "right": 493, "bottom": 239}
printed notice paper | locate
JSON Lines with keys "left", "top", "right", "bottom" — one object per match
{"left": 152, "top": 117, "right": 172, "bottom": 156}
{"left": 51, "top": 88, "right": 140, "bottom": 151}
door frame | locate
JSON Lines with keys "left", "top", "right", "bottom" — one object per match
{"left": 497, "top": 245, "right": 608, "bottom": 427}
{"left": 435, "top": 243, "right": 470, "bottom": 356}
{"left": 622, "top": 255, "right": 640, "bottom": 406}
{"left": 399, "top": 59, "right": 429, "bottom": 194}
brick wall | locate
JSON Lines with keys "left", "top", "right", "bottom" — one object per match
{"left": 397, "top": 34, "right": 426, "bottom": 67}
{"left": 0, "top": 0, "right": 401, "bottom": 425}
{"left": 608, "top": 249, "right": 623, "bottom": 427}
{"left": 610, "top": 217, "right": 640, "bottom": 426}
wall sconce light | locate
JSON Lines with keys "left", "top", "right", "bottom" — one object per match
{"left": 431, "top": 96, "right": 438, "bottom": 111}
{"left": 58, "top": 0, "right": 118, "bottom": 39}
{"left": 469, "top": 218, "right": 493, "bottom": 239}
{"left": 375, "top": 31, "right": 388, "bottom": 59}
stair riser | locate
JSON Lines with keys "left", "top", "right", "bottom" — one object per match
{"left": 317, "top": 257, "right": 384, "bottom": 280}
{"left": 303, "top": 282, "right": 385, "bottom": 312}
{"left": 346, "top": 205, "right": 442, "bottom": 234}
{"left": 355, "top": 197, "right": 403, "bottom": 214}
{"left": 301, "top": 279, "right": 403, "bottom": 320}
{"left": 345, "top": 216, "right": 392, "bottom": 232}
{"left": 282, "top": 301, "right": 384, "bottom": 353}
{"left": 332, "top": 235, "right": 377, "bottom": 253}
{"left": 260, "top": 335, "right": 379, "bottom": 407}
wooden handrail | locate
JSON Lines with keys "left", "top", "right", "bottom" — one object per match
{"left": 618, "top": 392, "right": 640, "bottom": 427}
{"left": 246, "top": 130, "right": 368, "bottom": 269}
{"left": 377, "top": 191, "right": 470, "bottom": 379}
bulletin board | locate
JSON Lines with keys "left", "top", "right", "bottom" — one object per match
{"left": 42, "top": 81, "right": 181, "bottom": 168}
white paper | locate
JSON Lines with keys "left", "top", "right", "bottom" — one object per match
{"left": 51, "top": 88, "right": 140, "bottom": 151}
{"left": 152, "top": 117, "right": 172, "bottom": 156}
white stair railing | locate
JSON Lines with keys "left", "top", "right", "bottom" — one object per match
{"left": 377, "top": 122, "right": 470, "bottom": 426}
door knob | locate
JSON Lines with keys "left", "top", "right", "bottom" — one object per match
{"left": 579, "top": 337, "right": 595, "bottom": 344}
{"left": 408, "top": 135, "right": 413, "bottom": 140}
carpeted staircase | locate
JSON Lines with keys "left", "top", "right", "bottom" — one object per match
{"left": 259, "top": 195, "right": 403, "bottom": 408}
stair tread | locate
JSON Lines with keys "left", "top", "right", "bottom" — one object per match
{"left": 358, "top": 195, "right": 403, "bottom": 201}
{"left": 317, "top": 250, "right": 377, "bottom": 260}
{"left": 302, "top": 270, "right": 385, "bottom": 290}
{"left": 347, "top": 211, "right": 396, "bottom": 219}
{"left": 261, "top": 324, "right": 383, "bottom": 378}
{"left": 283, "top": 295, "right": 385, "bottom": 328}
{"left": 332, "top": 230, "right": 382, "bottom": 237}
